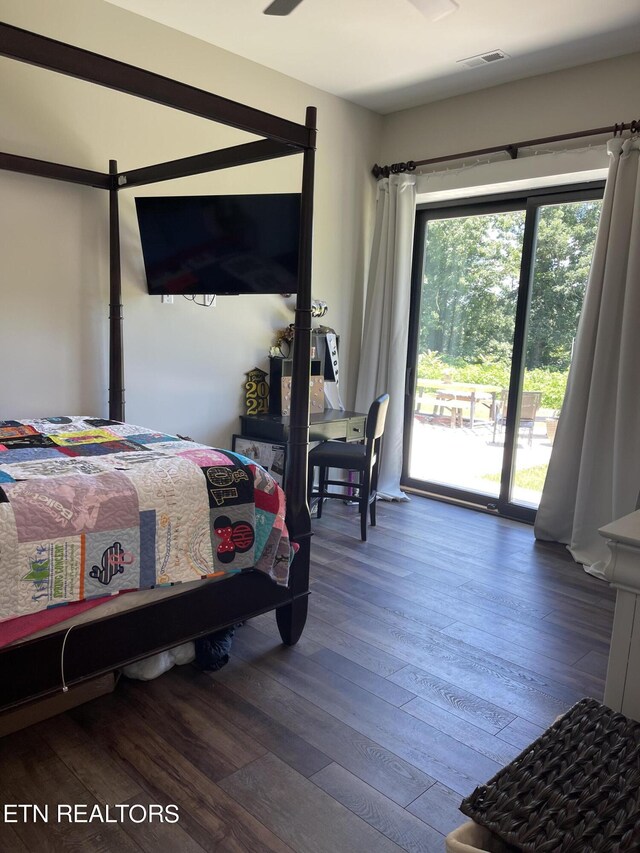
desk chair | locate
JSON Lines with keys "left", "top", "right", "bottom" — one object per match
{"left": 308, "top": 393, "right": 389, "bottom": 541}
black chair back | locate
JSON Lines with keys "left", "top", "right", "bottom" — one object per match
{"left": 308, "top": 391, "right": 390, "bottom": 540}
{"left": 366, "top": 393, "right": 390, "bottom": 443}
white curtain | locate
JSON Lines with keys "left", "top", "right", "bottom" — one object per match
{"left": 535, "top": 136, "right": 640, "bottom": 569}
{"left": 355, "top": 173, "right": 416, "bottom": 500}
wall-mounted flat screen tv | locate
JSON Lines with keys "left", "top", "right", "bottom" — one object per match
{"left": 135, "top": 193, "right": 300, "bottom": 295}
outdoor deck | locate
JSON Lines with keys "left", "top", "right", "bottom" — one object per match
{"left": 409, "top": 413, "right": 554, "bottom": 507}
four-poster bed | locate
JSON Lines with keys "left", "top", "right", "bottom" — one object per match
{"left": 0, "top": 22, "right": 315, "bottom": 713}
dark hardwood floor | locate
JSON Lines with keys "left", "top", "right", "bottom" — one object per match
{"left": 0, "top": 496, "right": 615, "bottom": 852}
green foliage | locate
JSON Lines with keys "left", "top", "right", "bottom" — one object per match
{"left": 526, "top": 201, "right": 600, "bottom": 370}
{"left": 419, "top": 212, "right": 524, "bottom": 362}
{"left": 417, "top": 350, "right": 445, "bottom": 378}
{"left": 439, "top": 361, "right": 510, "bottom": 389}
{"left": 523, "top": 368, "right": 567, "bottom": 411}
{"left": 416, "top": 200, "right": 600, "bottom": 401}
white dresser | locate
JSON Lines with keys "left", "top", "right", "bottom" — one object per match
{"left": 600, "top": 510, "right": 640, "bottom": 721}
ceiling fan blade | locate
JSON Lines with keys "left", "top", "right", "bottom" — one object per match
{"left": 264, "top": 0, "right": 304, "bottom": 15}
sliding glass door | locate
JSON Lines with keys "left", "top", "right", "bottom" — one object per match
{"left": 403, "top": 184, "right": 603, "bottom": 520}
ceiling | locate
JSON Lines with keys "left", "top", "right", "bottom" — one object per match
{"left": 104, "top": 0, "right": 640, "bottom": 114}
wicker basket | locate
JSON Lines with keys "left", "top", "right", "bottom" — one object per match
{"left": 460, "top": 698, "right": 640, "bottom": 852}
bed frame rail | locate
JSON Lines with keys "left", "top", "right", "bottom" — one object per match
{"left": 0, "top": 570, "right": 309, "bottom": 713}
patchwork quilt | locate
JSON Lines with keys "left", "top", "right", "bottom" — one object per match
{"left": 0, "top": 417, "right": 292, "bottom": 623}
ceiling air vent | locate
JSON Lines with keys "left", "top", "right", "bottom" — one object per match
{"left": 458, "top": 50, "right": 510, "bottom": 69}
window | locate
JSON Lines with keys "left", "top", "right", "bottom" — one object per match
{"left": 403, "top": 183, "right": 604, "bottom": 521}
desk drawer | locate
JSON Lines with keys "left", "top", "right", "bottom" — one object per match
{"left": 309, "top": 419, "right": 346, "bottom": 441}
{"left": 347, "top": 417, "right": 366, "bottom": 441}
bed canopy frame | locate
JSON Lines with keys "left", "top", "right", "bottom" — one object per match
{"left": 0, "top": 22, "right": 314, "bottom": 711}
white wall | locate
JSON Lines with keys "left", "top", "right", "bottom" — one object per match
{"left": 379, "top": 52, "right": 640, "bottom": 169}
{"left": 0, "top": 0, "right": 381, "bottom": 446}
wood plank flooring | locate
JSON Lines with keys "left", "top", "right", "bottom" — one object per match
{"left": 0, "top": 496, "right": 615, "bottom": 852}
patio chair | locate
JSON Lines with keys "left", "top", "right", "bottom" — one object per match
{"left": 492, "top": 390, "right": 542, "bottom": 446}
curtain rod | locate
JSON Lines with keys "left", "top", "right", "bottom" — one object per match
{"left": 371, "top": 119, "right": 639, "bottom": 179}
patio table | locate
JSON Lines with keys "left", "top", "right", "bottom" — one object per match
{"left": 416, "top": 380, "right": 500, "bottom": 428}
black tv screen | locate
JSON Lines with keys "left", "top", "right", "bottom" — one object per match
{"left": 135, "top": 193, "right": 300, "bottom": 295}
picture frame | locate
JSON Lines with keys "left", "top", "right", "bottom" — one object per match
{"left": 231, "top": 434, "right": 287, "bottom": 486}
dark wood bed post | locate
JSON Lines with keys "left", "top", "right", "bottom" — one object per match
{"left": 108, "top": 159, "right": 125, "bottom": 422}
{"left": 276, "top": 105, "right": 317, "bottom": 645}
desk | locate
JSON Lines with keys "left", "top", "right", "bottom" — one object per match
{"left": 415, "top": 379, "right": 500, "bottom": 428}
{"left": 240, "top": 410, "right": 367, "bottom": 444}
{"left": 238, "top": 411, "right": 367, "bottom": 489}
